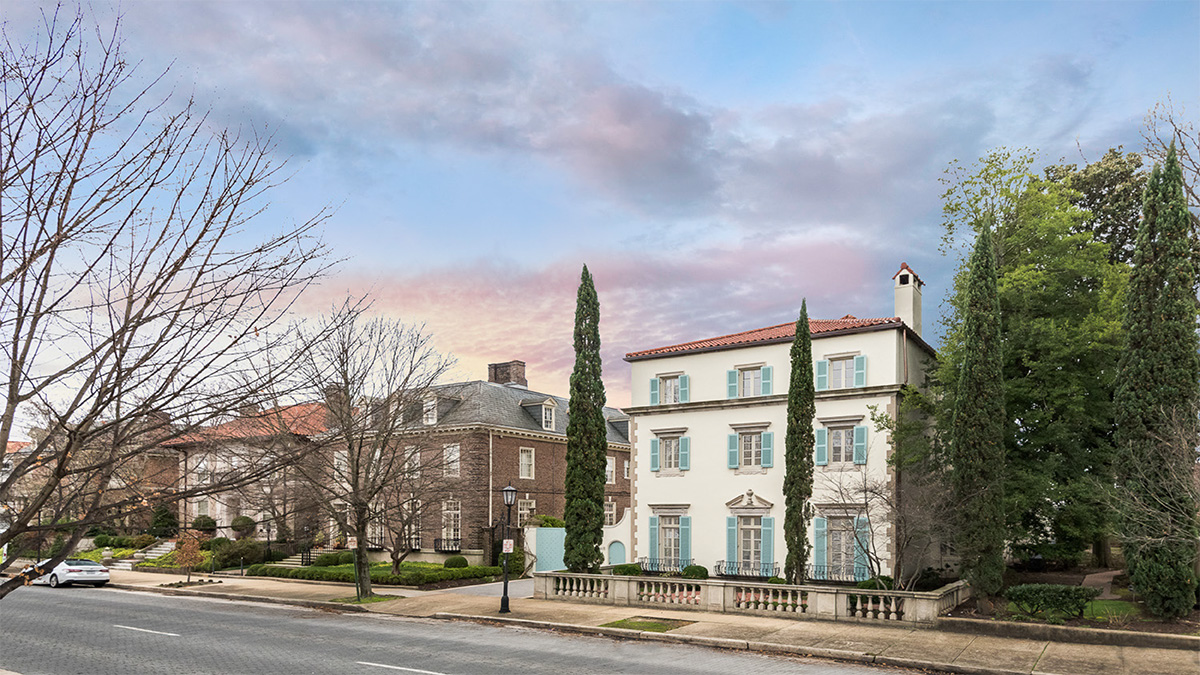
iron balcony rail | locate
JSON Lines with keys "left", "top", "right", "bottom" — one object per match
{"left": 806, "top": 564, "right": 869, "bottom": 583}
{"left": 404, "top": 535, "right": 422, "bottom": 551}
{"left": 434, "top": 538, "right": 461, "bottom": 553}
{"left": 637, "top": 557, "right": 693, "bottom": 574}
{"left": 714, "top": 560, "right": 779, "bottom": 578}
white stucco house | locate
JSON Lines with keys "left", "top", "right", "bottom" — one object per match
{"left": 623, "top": 264, "right": 937, "bottom": 582}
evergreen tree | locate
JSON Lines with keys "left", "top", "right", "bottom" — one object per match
{"left": 1113, "top": 144, "right": 1200, "bottom": 619}
{"left": 949, "top": 225, "right": 1007, "bottom": 597}
{"left": 563, "top": 265, "right": 608, "bottom": 573}
{"left": 783, "top": 301, "right": 815, "bottom": 584}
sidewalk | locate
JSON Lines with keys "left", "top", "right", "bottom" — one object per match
{"left": 105, "top": 569, "right": 1196, "bottom": 675}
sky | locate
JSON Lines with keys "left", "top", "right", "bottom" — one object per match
{"left": 5, "top": 1, "right": 1199, "bottom": 407}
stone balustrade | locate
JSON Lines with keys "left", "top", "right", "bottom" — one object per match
{"left": 534, "top": 572, "right": 970, "bottom": 626}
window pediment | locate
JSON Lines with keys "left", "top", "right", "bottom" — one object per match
{"left": 725, "top": 489, "right": 773, "bottom": 512}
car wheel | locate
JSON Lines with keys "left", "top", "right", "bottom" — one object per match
{"left": 49, "top": 574, "right": 61, "bottom": 588}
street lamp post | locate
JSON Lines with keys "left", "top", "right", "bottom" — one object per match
{"left": 499, "top": 484, "right": 517, "bottom": 614}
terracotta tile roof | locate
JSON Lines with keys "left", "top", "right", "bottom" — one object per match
{"left": 6, "top": 440, "right": 30, "bottom": 453}
{"left": 625, "top": 316, "right": 903, "bottom": 360}
{"left": 892, "top": 262, "right": 924, "bottom": 287}
{"left": 166, "top": 401, "right": 329, "bottom": 445}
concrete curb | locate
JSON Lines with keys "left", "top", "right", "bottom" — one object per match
{"left": 429, "top": 612, "right": 1039, "bottom": 675}
{"left": 106, "top": 583, "right": 368, "bottom": 613}
{"left": 939, "top": 616, "right": 1200, "bottom": 651}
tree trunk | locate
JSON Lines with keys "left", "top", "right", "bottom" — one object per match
{"left": 354, "top": 508, "right": 372, "bottom": 598}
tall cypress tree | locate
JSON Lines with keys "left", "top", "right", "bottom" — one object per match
{"left": 563, "top": 265, "right": 608, "bottom": 573}
{"left": 784, "top": 301, "right": 815, "bottom": 584}
{"left": 1113, "top": 144, "right": 1200, "bottom": 619}
{"left": 950, "top": 225, "right": 1007, "bottom": 597}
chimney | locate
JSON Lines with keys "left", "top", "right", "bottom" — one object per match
{"left": 488, "top": 360, "right": 528, "bottom": 388}
{"left": 892, "top": 262, "right": 923, "bottom": 336}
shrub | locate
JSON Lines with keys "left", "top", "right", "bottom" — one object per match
{"left": 313, "top": 552, "right": 342, "bottom": 567}
{"left": 131, "top": 534, "right": 157, "bottom": 549}
{"left": 767, "top": 576, "right": 787, "bottom": 584}
{"left": 150, "top": 505, "right": 179, "bottom": 537}
{"left": 681, "top": 565, "right": 708, "bottom": 580}
{"left": 1005, "top": 584, "right": 1101, "bottom": 619}
{"left": 193, "top": 515, "right": 217, "bottom": 534}
{"left": 93, "top": 534, "right": 111, "bottom": 548}
{"left": 202, "top": 536, "right": 231, "bottom": 552}
{"left": 212, "top": 538, "right": 264, "bottom": 569}
{"left": 48, "top": 534, "right": 67, "bottom": 557}
{"left": 444, "top": 555, "right": 468, "bottom": 569}
{"left": 338, "top": 550, "right": 355, "bottom": 565}
{"left": 856, "top": 575, "right": 895, "bottom": 591}
{"left": 529, "top": 514, "right": 566, "bottom": 528}
{"left": 502, "top": 546, "right": 525, "bottom": 576}
{"left": 230, "top": 515, "right": 256, "bottom": 539}
{"left": 912, "top": 567, "right": 949, "bottom": 592}
{"left": 612, "top": 563, "right": 642, "bottom": 576}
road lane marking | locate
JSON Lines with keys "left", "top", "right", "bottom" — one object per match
{"left": 357, "top": 662, "right": 449, "bottom": 675}
{"left": 113, "top": 624, "right": 180, "bottom": 637}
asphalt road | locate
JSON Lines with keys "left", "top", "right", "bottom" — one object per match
{"left": 0, "top": 586, "right": 923, "bottom": 675}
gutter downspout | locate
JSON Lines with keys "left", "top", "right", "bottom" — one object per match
{"left": 488, "top": 430, "right": 494, "bottom": 529}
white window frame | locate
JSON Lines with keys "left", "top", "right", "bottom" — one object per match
{"left": 623, "top": 459, "right": 630, "bottom": 480}
{"left": 659, "top": 515, "right": 681, "bottom": 561}
{"left": 659, "top": 375, "right": 681, "bottom": 404}
{"left": 405, "top": 446, "right": 420, "bottom": 478}
{"left": 517, "top": 499, "right": 536, "bottom": 526}
{"left": 740, "top": 367, "right": 763, "bottom": 397}
{"left": 604, "top": 501, "right": 618, "bottom": 526}
{"left": 828, "top": 357, "right": 855, "bottom": 390}
{"left": 660, "top": 437, "right": 681, "bottom": 470}
{"left": 519, "top": 447, "right": 535, "bottom": 480}
{"left": 606, "top": 456, "right": 616, "bottom": 484}
{"left": 444, "top": 443, "right": 460, "bottom": 478}
{"left": 739, "top": 515, "right": 763, "bottom": 567}
{"left": 829, "top": 426, "right": 854, "bottom": 465}
{"left": 423, "top": 399, "right": 437, "bottom": 425}
{"left": 196, "top": 498, "right": 209, "bottom": 518}
{"left": 828, "top": 517, "right": 856, "bottom": 576}
{"left": 740, "top": 431, "right": 763, "bottom": 467}
{"left": 442, "top": 499, "right": 461, "bottom": 540}
{"left": 542, "top": 405, "right": 555, "bottom": 430}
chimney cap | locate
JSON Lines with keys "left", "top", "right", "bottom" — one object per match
{"left": 892, "top": 262, "right": 924, "bottom": 287}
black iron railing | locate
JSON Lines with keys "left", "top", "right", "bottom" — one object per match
{"left": 637, "top": 557, "right": 693, "bottom": 574}
{"left": 300, "top": 548, "right": 313, "bottom": 566}
{"left": 806, "top": 564, "right": 868, "bottom": 583}
{"left": 404, "top": 535, "right": 422, "bottom": 551}
{"left": 434, "top": 538, "right": 461, "bottom": 553}
{"left": 714, "top": 560, "right": 779, "bottom": 578}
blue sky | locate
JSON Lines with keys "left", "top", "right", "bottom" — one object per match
{"left": 6, "top": 1, "right": 1198, "bottom": 405}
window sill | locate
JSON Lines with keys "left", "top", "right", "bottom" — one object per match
{"left": 734, "top": 467, "right": 768, "bottom": 475}
{"left": 654, "top": 469, "right": 685, "bottom": 478}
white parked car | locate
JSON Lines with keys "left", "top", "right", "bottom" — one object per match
{"left": 24, "top": 558, "right": 110, "bottom": 587}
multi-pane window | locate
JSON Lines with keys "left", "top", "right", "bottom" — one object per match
{"left": 829, "top": 427, "right": 854, "bottom": 464}
{"left": 659, "top": 515, "right": 681, "bottom": 561}
{"left": 405, "top": 446, "right": 420, "bottom": 478}
{"left": 604, "top": 501, "right": 617, "bottom": 526}
{"left": 542, "top": 406, "right": 554, "bottom": 430}
{"left": 623, "top": 460, "right": 630, "bottom": 480}
{"left": 444, "top": 444, "right": 460, "bottom": 477}
{"left": 519, "top": 447, "right": 535, "bottom": 479}
{"left": 660, "top": 437, "right": 680, "bottom": 470}
{"left": 423, "top": 399, "right": 437, "bottom": 425}
{"left": 442, "top": 500, "right": 461, "bottom": 540}
{"left": 739, "top": 516, "right": 762, "bottom": 567}
{"left": 741, "top": 432, "right": 763, "bottom": 467}
{"left": 517, "top": 499, "right": 536, "bottom": 526}
{"left": 828, "top": 357, "right": 855, "bottom": 390}
{"left": 740, "top": 367, "right": 763, "bottom": 397}
{"left": 660, "top": 376, "right": 681, "bottom": 404}
{"left": 828, "top": 518, "right": 856, "bottom": 576}
{"left": 196, "top": 499, "right": 209, "bottom": 518}
{"left": 606, "top": 456, "right": 616, "bottom": 484}
{"left": 334, "top": 450, "right": 348, "bottom": 477}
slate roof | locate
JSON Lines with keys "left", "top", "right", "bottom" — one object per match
{"left": 625, "top": 316, "right": 905, "bottom": 360}
{"left": 428, "top": 380, "right": 630, "bottom": 446}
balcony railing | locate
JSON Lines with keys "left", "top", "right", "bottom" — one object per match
{"left": 434, "top": 538, "right": 461, "bottom": 553}
{"left": 806, "top": 564, "right": 869, "bottom": 583}
{"left": 637, "top": 557, "right": 693, "bottom": 574}
{"left": 714, "top": 560, "right": 779, "bottom": 578}
{"left": 404, "top": 535, "right": 422, "bottom": 551}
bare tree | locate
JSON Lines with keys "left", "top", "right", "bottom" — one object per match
{"left": 1144, "top": 96, "right": 1200, "bottom": 216}
{"left": 0, "top": 10, "right": 333, "bottom": 599}
{"left": 291, "top": 307, "right": 455, "bottom": 598}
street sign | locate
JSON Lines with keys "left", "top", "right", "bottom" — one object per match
{"left": 347, "top": 537, "right": 358, "bottom": 549}
{"left": 502, "top": 539, "right": 514, "bottom": 554}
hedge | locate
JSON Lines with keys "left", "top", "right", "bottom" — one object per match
{"left": 246, "top": 563, "right": 502, "bottom": 586}
{"left": 1005, "top": 584, "right": 1101, "bottom": 619}
{"left": 611, "top": 563, "right": 642, "bottom": 576}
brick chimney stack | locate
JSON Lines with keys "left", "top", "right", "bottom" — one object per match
{"left": 488, "top": 360, "right": 528, "bottom": 388}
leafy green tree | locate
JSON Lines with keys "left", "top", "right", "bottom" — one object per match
{"left": 150, "top": 505, "right": 179, "bottom": 538}
{"left": 783, "top": 301, "right": 815, "bottom": 584}
{"left": 1113, "top": 144, "right": 1200, "bottom": 619}
{"left": 949, "top": 226, "right": 1006, "bottom": 597}
{"left": 1045, "top": 148, "right": 1146, "bottom": 265}
{"left": 563, "top": 265, "right": 607, "bottom": 573}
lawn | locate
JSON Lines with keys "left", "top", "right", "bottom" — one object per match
{"left": 601, "top": 617, "right": 695, "bottom": 633}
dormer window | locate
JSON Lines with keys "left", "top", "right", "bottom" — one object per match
{"left": 422, "top": 398, "right": 437, "bottom": 425}
{"left": 542, "top": 405, "right": 555, "bottom": 430}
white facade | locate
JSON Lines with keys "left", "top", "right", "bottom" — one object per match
{"left": 625, "top": 266, "right": 934, "bottom": 582}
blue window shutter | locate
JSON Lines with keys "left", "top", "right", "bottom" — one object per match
{"left": 680, "top": 516, "right": 691, "bottom": 564}
{"left": 854, "top": 517, "right": 869, "bottom": 581}
{"left": 816, "top": 360, "right": 829, "bottom": 390}
{"left": 761, "top": 432, "right": 774, "bottom": 468}
{"left": 650, "top": 438, "right": 660, "bottom": 471}
{"left": 726, "top": 516, "right": 737, "bottom": 563}
{"left": 648, "top": 515, "right": 659, "bottom": 559}
{"left": 761, "top": 517, "right": 775, "bottom": 575}
{"left": 854, "top": 355, "right": 867, "bottom": 388}
{"left": 853, "top": 426, "right": 868, "bottom": 465}
{"left": 649, "top": 378, "right": 660, "bottom": 405}
{"left": 679, "top": 437, "right": 690, "bottom": 471}
{"left": 726, "top": 370, "right": 738, "bottom": 398}
{"left": 679, "top": 374, "right": 690, "bottom": 403}
{"left": 761, "top": 366, "right": 773, "bottom": 395}
{"left": 813, "top": 517, "right": 827, "bottom": 579}
{"left": 815, "top": 428, "right": 828, "bottom": 466}
{"left": 727, "top": 434, "right": 739, "bottom": 468}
